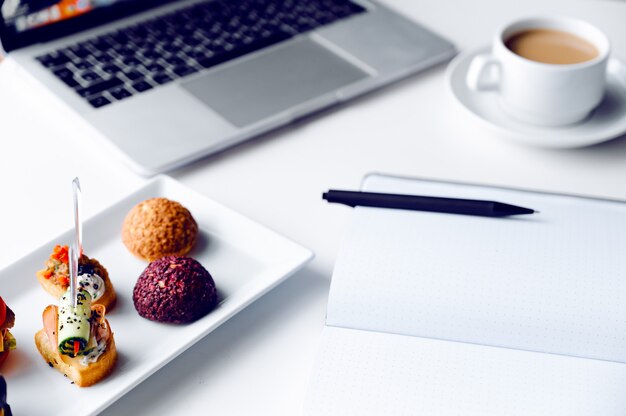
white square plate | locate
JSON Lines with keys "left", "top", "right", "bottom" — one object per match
{"left": 0, "top": 176, "right": 313, "bottom": 415}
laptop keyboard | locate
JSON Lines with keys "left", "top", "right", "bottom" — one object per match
{"left": 35, "top": 0, "right": 366, "bottom": 108}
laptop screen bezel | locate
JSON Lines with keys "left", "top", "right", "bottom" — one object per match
{"left": 0, "top": 0, "right": 179, "bottom": 53}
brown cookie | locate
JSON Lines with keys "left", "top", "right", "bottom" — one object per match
{"left": 122, "top": 198, "right": 198, "bottom": 261}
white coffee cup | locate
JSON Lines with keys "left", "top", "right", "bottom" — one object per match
{"left": 466, "top": 16, "right": 610, "bottom": 127}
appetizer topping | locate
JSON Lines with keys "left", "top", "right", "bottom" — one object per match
{"left": 58, "top": 290, "right": 92, "bottom": 357}
{"left": 0, "top": 298, "right": 16, "bottom": 355}
{"left": 80, "top": 339, "right": 107, "bottom": 366}
{"left": 38, "top": 246, "right": 108, "bottom": 302}
{"left": 43, "top": 293, "right": 111, "bottom": 366}
{"left": 0, "top": 333, "right": 15, "bottom": 354}
{"left": 51, "top": 244, "right": 69, "bottom": 263}
{"left": 37, "top": 245, "right": 70, "bottom": 287}
{"left": 78, "top": 273, "right": 105, "bottom": 302}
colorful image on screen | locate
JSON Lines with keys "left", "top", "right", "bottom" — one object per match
{"left": 1, "top": 0, "right": 128, "bottom": 32}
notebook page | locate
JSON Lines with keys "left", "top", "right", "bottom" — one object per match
{"left": 326, "top": 174, "right": 626, "bottom": 362}
{"left": 304, "top": 326, "right": 626, "bottom": 416}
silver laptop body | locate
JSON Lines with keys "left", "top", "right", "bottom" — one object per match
{"left": 3, "top": 0, "right": 455, "bottom": 175}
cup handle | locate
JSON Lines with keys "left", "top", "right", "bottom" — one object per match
{"left": 466, "top": 54, "right": 500, "bottom": 91}
{"left": 609, "top": 59, "right": 626, "bottom": 90}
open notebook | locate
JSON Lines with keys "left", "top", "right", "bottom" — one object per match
{"left": 304, "top": 173, "right": 626, "bottom": 415}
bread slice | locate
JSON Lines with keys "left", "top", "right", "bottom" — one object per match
{"left": 37, "top": 256, "right": 117, "bottom": 310}
{"left": 34, "top": 325, "right": 117, "bottom": 387}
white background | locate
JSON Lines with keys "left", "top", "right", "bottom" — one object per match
{"left": 1, "top": 0, "right": 625, "bottom": 414}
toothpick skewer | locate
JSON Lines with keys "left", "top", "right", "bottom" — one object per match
{"left": 69, "top": 245, "right": 78, "bottom": 309}
{"left": 70, "top": 178, "right": 83, "bottom": 308}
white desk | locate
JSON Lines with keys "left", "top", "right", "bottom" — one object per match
{"left": 1, "top": 0, "right": 626, "bottom": 414}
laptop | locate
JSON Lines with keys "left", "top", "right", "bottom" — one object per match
{"left": 0, "top": 0, "right": 455, "bottom": 175}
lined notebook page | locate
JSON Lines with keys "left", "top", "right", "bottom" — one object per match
{"left": 326, "top": 174, "right": 626, "bottom": 362}
{"left": 304, "top": 326, "right": 626, "bottom": 416}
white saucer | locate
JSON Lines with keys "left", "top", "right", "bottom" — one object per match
{"left": 446, "top": 46, "right": 626, "bottom": 148}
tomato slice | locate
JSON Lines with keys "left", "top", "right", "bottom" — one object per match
{"left": 0, "top": 297, "right": 6, "bottom": 327}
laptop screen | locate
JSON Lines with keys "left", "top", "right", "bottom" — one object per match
{"left": 0, "top": 0, "right": 174, "bottom": 51}
{"left": 1, "top": 0, "right": 131, "bottom": 33}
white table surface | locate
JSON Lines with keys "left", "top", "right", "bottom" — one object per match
{"left": 1, "top": 0, "right": 626, "bottom": 414}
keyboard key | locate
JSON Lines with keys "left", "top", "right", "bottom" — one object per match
{"left": 141, "top": 49, "right": 161, "bottom": 60}
{"left": 110, "top": 87, "right": 133, "bottom": 100}
{"left": 92, "top": 53, "right": 114, "bottom": 64}
{"left": 36, "top": 52, "right": 71, "bottom": 68}
{"left": 182, "top": 36, "right": 201, "bottom": 47}
{"left": 73, "top": 60, "right": 93, "bottom": 70}
{"left": 69, "top": 45, "right": 91, "bottom": 59}
{"left": 145, "top": 63, "right": 164, "bottom": 73}
{"left": 123, "top": 69, "right": 144, "bottom": 81}
{"left": 123, "top": 70, "right": 143, "bottom": 81}
{"left": 153, "top": 73, "right": 174, "bottom": 84}
{"left": 80, "top": 71, "right": 102, "bottom": 82}
{"left": 163, "top": 56, "right": 186, "bottom": 67}
{"left": 53, "top": 67, "right": 74, "bottom": 80}
{"left": 160, "top": 43, "right": 181, "bottom": 54}
{"left": 52, "top": 52, "right": 72, "bottom": 66}
{"left": 196, "top": 53, "right": 231, "bottom": 69}
{"left": 132, "top": 81, "right": 153, "bottom": 92}
{"left": 63, "top": 78, "right": 81, "bottom": 88}
{"left": 187, "top": 48, "right": 212, "bottom": 60}
{"left": 102, "top": 64, "right": 122, "bottom": 74}
{"left": 77, "top": 77, "right": 124, "bottom": 97}
{"left": 172, "top": 65, "right": 198, "bottom": 77}
{"left": 122, "top": 57, "right": 142, "bottom": 66}
{"left": 88, "top": 96, "right": 111, "bottom": 108}
{"left": 53, "top": 68, "right": 80, "bottom": 87}
{"left": 115, "top": 46, "right": 136, "bottom": 57}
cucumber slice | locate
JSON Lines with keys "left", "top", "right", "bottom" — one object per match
{"left": 58, "top": 290, "right": 92, "bottom": 357}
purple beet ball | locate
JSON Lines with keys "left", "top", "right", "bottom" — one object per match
{"left": 133, "top": 256, "right": 218, "bottom": 323}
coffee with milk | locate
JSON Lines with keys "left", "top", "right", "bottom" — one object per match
{"left": 505, "top": 28, "right": 598, "bottom": 65}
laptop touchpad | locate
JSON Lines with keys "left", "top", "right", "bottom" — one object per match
{"left": 181, "top": 38, "right": 369, "bottom": 127}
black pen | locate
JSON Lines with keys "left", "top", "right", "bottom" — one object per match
{"left": 322, "top": 190, "right": 536, "bottom": 217}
